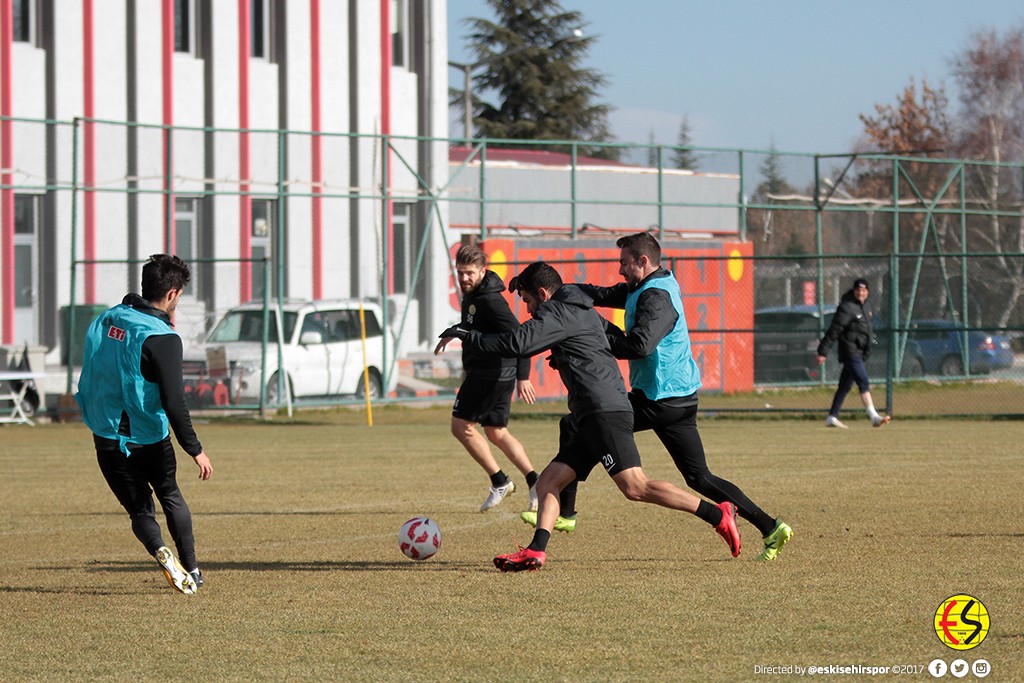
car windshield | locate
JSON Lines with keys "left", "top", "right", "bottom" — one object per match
{"left": 208, "top": 310, "right": 298, "bottom": 343}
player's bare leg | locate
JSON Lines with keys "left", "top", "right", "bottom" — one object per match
{"left": 611, "top": 467, "right": 700, "bottom": 511}
{"left": 451, "top": 416, "right": 501, "bottom": 474}
{"left": 483, "top": 425, "right": 533, "bottom": 477}
{"left": 452, "top": 417, "right": 516, "bottom": 511}
{"left": 611, "top": 467, "right": 740, "bottom": 556}
{"left": 494, "top": 463, "right": 574, "bottom": 572}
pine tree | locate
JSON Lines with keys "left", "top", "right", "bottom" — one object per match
{"left": 671, "top": 116, "right": 699, "bottom": 170}
{"left": 462, "top": 0, "right": 618, "bottom": 159}
{"left": 647, "top": 129, "right": 658, "bottom": 167}
{"left": 755, "top": 141, "right": 795, "bottom": 198}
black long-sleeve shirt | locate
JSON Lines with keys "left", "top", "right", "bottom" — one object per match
{"left": 464, "top": 285, "right": 630, "bottom": 418}
{"left": 577, "top": 269, "right": 679, "bottom": 360}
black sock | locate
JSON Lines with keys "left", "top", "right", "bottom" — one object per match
{"left": 489, "top": 471, "right": 510, "bottom": 487}
{"left": 696, "top": 500, "right": 722, "bottom": 526}
{"left": 528, "top": 529, "right": 551, "bottom": 552}
{"left": 526, "top": 471, "right": 539, "bottom": 489}
{"left": 559, "top": 479, "right": 578, "bottom": 517}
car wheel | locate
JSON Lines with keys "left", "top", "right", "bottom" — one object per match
{"left": 355, "top": 369, "right": 383, "bottom": 399}
{"left": 18, "top": 398, "right": 36, "bottom": 418}
{"left": 900, "top": 356, "right": 923, "bottom": 378}
{"left": 266, "top": 372, "right": 292, "bottom": 404}
{"left": 939, "top": 355, "right": 964, "bottom": 376}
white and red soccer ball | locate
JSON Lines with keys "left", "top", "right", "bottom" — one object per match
{"left": 398, "top": 516, "right": 441, "bottom": 561}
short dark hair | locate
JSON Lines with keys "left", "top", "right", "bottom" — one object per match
{"left": 508, "top": 261, "right": 562, "bottom": 297}
{"left": 141, "top": 254, "right": 190, "bottom": 302}
{"left": 616, "top": 232, "right": 661, "bottom": 265}
{"left": 455, "top": 244, "right": 487, "bottom": 268}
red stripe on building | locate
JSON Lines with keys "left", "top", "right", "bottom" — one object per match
{"left": 1, "top": 0, "right": 13, "bottom": 343}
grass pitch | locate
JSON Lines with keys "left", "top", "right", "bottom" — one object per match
{"left": 1, "top": 408, "right": 1022, "bottom": 681}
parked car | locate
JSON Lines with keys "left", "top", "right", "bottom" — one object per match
{"left": 183, "top": 299, "right": 396, "bottom": 405}
{"left": 753, "top": 305, "right": 925, "bottom": 383}
{"left": 908, "top": 319, "right": 1014, "bottom": 375}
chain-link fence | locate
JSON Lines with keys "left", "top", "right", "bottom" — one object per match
{"left": 64, "top": 257, "right": 400, "bottom": 416}
{"left": 3, "top": 116, "right": 1022, "bottom": 417}
{"left": 737, "top": 252, "right": 1023, "bottom": 418}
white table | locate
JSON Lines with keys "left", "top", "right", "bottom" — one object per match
{"left": 0, "top": 370, "right": 47, "bottom": 426}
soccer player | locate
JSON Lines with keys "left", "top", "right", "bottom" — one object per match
{"left": 816, "top": 278, "right": 892, "bottom": 429}
{"left": 534, "top": 232, "right": 792, "bottom": 561}
{"left": 439, "top": 261, "right": 740, "bottom": 572}
{"left": 76, "top": 254, "right": 213, "bottom": 594}
{"left": 435, "top": 244, "right": 540, "bottom": 512}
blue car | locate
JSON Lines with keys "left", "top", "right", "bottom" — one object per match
{"left": 908, "top": 320, "right": 1015, "bottom": 375}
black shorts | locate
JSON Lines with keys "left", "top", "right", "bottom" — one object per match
{"left": 452, "top": 375, "right": 515, "bottom": 427}
{"left": 552, "top": 411, "right": 642, "bottom": 481}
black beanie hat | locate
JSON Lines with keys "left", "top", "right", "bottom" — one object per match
{"left": 853, "top": 278, "right": 869, "bottom": 289}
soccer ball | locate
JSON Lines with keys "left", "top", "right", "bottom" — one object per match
{"left": 398, "top": 516, "right": 441, "bottom": 561}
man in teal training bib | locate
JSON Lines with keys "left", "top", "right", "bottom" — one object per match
{"left": 77, "top": 254, "right": 213, "bottom": 594}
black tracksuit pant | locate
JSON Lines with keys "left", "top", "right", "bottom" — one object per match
{"left": 629, "top": 392, "right": 776, "bottom": 536}
{"left": 96, "top": 435, "right": 198, "bottom": 570}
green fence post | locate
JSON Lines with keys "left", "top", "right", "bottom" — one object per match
{"left": 570, "top": 143, "right": 578, "bottom": 239}
{"left": 66, "top": 118, "right": 81, "bottom": 395}
{"left": 738, "top": 150, "right": 746, "bottom": 242}
{"left": 478, "top": 142, "right": 486, "bottom": 241}
{"left": 259, "top": 257, "right": 271, "bottom": 419}
{"left": 886, "top": 251, "right": 897, "bottom": 415}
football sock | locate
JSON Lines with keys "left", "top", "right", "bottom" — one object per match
{"left": 696, "top": 499, "right": 721, "bottom": 526}
{"left": 526, "top": 471, "right": 539, "bottom": 489}
{"left": 559, "top": 479, "right": 578, "bottom": 517}
{"left": 527, "top": 529, "right": 551, "bottom": 552}
{"left": 489, "top": 471, "right": 510, "bottom": 487}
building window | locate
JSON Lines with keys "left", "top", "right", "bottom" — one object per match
{"left": 174, "top": 0, "right": 193, "bottom": 53}
{"left": 390, "top": 0, "right": 407, "bottom": 68}
{"left": 251, "top": 198, "right": 277, "bottom": 299}
{"left": 250, "top": 0, "right": 274, "bottom": 62}
{"left": 14, "top": 195, "right": 39, "bottom": 309}
{"left": 393, "top": 203, "right": 420, "bottom": 295}
{"left": 12, "top": 0, "right": 35, "bottom": 44}
{"left": 174, "top": 197, "right": 199, "bottom": 296}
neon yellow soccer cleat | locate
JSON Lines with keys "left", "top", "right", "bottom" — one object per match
{"left": 756, "top": 520, "right": 793, "bottom": 562}
{"left": 519, "top": 510, "right": 576, "bottom": 533}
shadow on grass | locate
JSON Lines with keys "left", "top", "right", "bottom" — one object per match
{"left": 40, "top": 558, "right": 494, "bottom": 574}
{"left": 0, "top": 585, "right": 151, "bottom": 596}
{"left": 50, "top": 509, "right": 405, "bottom": 518}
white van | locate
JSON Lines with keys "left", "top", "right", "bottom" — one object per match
{"left": 185, "top": 299, "right": 396, "bottom": 405}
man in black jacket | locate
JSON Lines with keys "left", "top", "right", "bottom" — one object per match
{"left": 76, "top": 254, "right": 213, "bottom": 594}
{"left": 435, "top": 244, "right": 539, "bottom": 512}
{"left": 440, "top": 261, "right": 741, "bottom": 572}
{"left": 816, "top": 278, "right": 891, "bottom": 428}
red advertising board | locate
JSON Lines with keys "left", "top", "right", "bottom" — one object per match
{"left": 447, "top": 238, "right": 753, "bottom": 398}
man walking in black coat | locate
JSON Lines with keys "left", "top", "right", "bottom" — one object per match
{"left": 816, "top": 278, "right": 891, "bottom": 428}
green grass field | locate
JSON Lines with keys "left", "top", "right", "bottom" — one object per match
{"left": 2, "top": 408, "right": 1022, "bottom": 681}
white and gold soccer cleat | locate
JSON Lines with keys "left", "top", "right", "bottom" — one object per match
{"left": 155, "top": 546, "right": 197, "bottom": 595}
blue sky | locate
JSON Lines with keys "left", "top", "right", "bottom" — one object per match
{"left": 447, "top": 1, "right": 1024, "bottom": 158}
